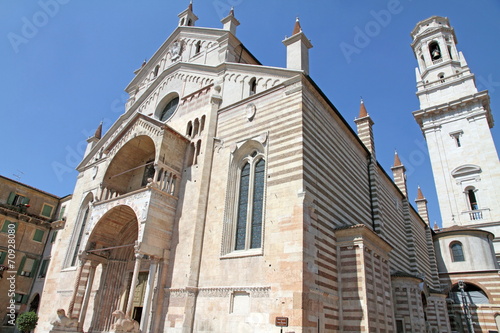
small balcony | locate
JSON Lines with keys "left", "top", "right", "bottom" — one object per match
{"left": 461, "top": 209, "right": 489, "bottom": 222}
{"left": 98, "top": 162, "right": 179, "bottom": 202}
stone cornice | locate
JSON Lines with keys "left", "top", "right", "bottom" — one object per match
{"left": 413, "top": 90, "right": 492, "bottom": 128}
{"left": 165, "top": 286, "right": 271, "bottom": 298}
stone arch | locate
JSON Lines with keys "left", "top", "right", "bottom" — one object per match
{"left": 83, "top": 205, "right": 139, "bottom": 332}
{"left": 102, "top": 135, "right": 156, "bottom": 197}
{"left": 448, "top": 281, "right": 492, "bottom": 304}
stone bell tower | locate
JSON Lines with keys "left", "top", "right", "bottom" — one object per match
{"left": 411, "top": 17, "right": 500, "bottom": 239}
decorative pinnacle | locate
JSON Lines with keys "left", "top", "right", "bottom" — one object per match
{"left": 416, "top": 186, "right": 425, "bottom": 200}
{"left": 358, "top": 98, "right": 368, "bottom": 118}
{"left": 94, "top": 121, "right": 103, "bottom": 140}
{"left": 292, "top": 17, "right": 302, "bottom": 35}
{"left": 393, "top": 151, "right": 402, "bottom": 167}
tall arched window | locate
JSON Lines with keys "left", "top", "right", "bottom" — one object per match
{"left": 66, "top": 193, "right": 93, "bottom": 267}
{"left": 235, "top": 153, "right": 265, "bottom": 250}
{"left": 450, "top": 241, "right": 465, "bottom": 262}
{"left": 467, "top": 188, "right": 478, "bottom": 210}
{"left": 222, "top": 140, "right": 267, "bottom": 255}
{"left": 249, "top": 78, "right": 257, "bottom": 96}
{"left": 195, "top": 41, "right": 201, "bottom": 54}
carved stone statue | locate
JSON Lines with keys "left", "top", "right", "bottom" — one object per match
{"left": 50, "top": 309, "right": 79, "bottom": 329}
{"left": 170, "top": 40, "right": 183, "bottom": 61}
{"left": 111, "top": 310, "right": 140, "bottom": 333}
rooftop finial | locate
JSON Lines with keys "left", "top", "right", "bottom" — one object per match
{"left": 393, "top": 150, "right": 402, "bottom": 167}
{"left": 358, "top": 98, "right": 368, "bottom": 118}
{"left": 416, "top": 186, "right": 425, "bottom": 200}
{"left": 292, "top": 17, "right": 302, "bottom": 35}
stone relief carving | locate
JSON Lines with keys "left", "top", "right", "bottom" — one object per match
{"left": 246, "top": 103, "right": 256, "bottom": 121}
{"left": 170, "top": 40, "right": 183, "bottom": 61}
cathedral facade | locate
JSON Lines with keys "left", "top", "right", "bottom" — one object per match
{"left": 34, "top": 6, "right": 499, "bottom": 333}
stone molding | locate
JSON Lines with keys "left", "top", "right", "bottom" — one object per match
{"left": 166, "top": 286, "right": 271, "bottom": 298}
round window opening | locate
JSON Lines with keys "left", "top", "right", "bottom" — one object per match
{"left": 159, "top": 96, "right": 179, "bottom": 122}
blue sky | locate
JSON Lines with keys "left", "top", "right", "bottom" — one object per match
{"left": 1, "top": 1, "right": 499, "bottom": 227}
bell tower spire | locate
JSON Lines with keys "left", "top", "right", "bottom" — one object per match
{"left": 411, "top": 16, "right": 500, "bottom": 232}
{"left": 178, "top": 1, "right": 198, "bottom": 27}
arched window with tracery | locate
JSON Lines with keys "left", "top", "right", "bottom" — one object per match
{"left": 66, "top": 193, "right": 93, "bottom": 267}
{"left": 222, "top": 140, "right": 267, "bottom": 255}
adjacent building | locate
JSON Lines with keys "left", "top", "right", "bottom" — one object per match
{"left": 0, "top": 175, "right": 68, "bottom": 332}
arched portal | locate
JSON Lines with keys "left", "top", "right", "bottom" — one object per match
{"left": 79, "top": 205, "right": 139, "bottom": 332}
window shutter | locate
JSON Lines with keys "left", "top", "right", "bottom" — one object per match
{"left": 7, "top": 192, "right": 15, "bottom": 205}
{"left": 33, "top": 229, "right": 44, "bottom": 242}
{"left": 41, "top": 204, "right": 53, "bottom": 218}
{"left": 38, "top": 259, "right": 49, "bottom": 278}
{"left": 1, "top": 221, "right": 9, "bottom": 232}
{"left": 22, "top": 197, "right": 30, "bottom": 205}
{"left": 59, "top": 206, "right": 66, "bottom": 220}
{"left": 51, "top": 231, "right": 58, "bottom": 243}
{"left": 17, "top": 256, "right": 26, "bottom": 275}
{"left": 0, "top": 251, "right": 6, "bottom": 264}
{"left": 31, "top": 259, "right": 40, "bottom": 278}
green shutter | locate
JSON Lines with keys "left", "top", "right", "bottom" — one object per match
{"left": 38, "top": 259, "right": 49, "bottom": 278}
{"left": 33, "top": 229, "right": 44, "bottom": 242}
{"left": 51, "top": 231, "right": 58, "bottom": 243}
{"left": 59, "top": 206, "right": 66, "bottom": 220}
{"left": 0, "top": 252, "right": 6, "bottom": 264}
{"left": 1, "top": 220, "right": 17, "bottom": 233}
{"left": 31, "top": 259, "right": 40, "bottom": 278}
{"left": 1, "top": 220, "right": 9, "bottom": 232}
{"left": 22, "top": 197, "right": 30, "bottom": 205}
{"left": 7, "top": 192, "right": 15, "bottom": 205}
{"left": 17, "top": 256, "right": 26, "bottom": 275}
{"left": 42, "top": 204, "right": 53, "bottom": 217}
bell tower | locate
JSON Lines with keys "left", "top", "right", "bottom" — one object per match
{"left": 411, "top": 17, "right": 500, "bottom": 235}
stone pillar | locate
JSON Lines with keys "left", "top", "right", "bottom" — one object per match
{"left": 78, "top": 262, "right": 97, "bottom": 330}
{"left": 140, "top": 257, "right": 159, "bottom": 332}
{"left": 68, "top": 256, "right": 87, "bottom": 317}
{"left": 126, "top": 253, "right": 143, "bottom": 318}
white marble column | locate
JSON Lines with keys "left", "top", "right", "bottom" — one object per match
{"left": 126, "top": 253, "right": 143, "bottom": 318}
{"left": 140, "top": 257, "right": 159, "bottom": 332}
